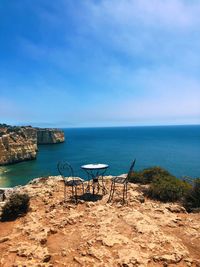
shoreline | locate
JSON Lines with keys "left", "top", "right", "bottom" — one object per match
{"left": 1, "top": 125, "right": 200, "bottom": 187}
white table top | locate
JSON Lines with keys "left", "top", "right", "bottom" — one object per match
{"left": 81, "top": 164, "right": 109, "bottom": 170}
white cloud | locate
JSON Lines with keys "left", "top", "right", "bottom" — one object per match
{"left": 12, "top": 0, "right": 200, "bottom": 125}
{"left": 85, "top": 0, "right": 200, "bottom": 29}
{"left": 79, "top": 0, "right": 200, "bottom": 66}
{"left": 26, "top": 0, "right": 200, "bottom": 73}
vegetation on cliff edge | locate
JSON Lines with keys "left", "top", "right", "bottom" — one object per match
{"left": 129, "top": 166, "right": 200, "bottom": 207}
{"left": 1, "top": 193, "right": 30, "bottom": 221}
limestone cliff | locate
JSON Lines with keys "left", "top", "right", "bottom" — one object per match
{"left": 37, "top": 128, "right": 65, "bottom": 144}
{"left": 0, "top": 126, "right": 37, "bottom": 165}
{"left": 0, "top": 124, "right": 65, "bottom": 165}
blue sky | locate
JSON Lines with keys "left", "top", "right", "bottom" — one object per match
{"left": 0, "top": 0, "right": 200, "bottom": 127}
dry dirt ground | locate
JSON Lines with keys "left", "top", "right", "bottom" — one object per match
{"left": 0, "top": 176, "right": 200, "bottom": 267}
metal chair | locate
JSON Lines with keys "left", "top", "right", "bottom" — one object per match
{"left": 108, "top": 159, "right": 136, "bottom": 203}
{"left": 57, "top": 161, "right": 84, "bottom": 203}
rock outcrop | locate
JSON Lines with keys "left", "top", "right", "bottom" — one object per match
{"left": 0, "top": 125, "right": 37, "bottom": 165}
{"left": 37, "top": 128, "right": 65, "bottom": 144}
{"left": 0, "top": 177, "right": 200, "bottom": 266}
{"left": 0, "top": 124, "right": 65, "bottom": 165}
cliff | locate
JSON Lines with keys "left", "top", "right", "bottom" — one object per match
{"left": 37, "top": 128, "right": 65, "bottom": 144}
{"left": 0, "top": 177, "right": 200, "bottom": 266}
{"left": 0, "top": 126, "right": 37, "bottom": 165}
{"left": 0, "top": 124, "right": 65, "bottom": 165}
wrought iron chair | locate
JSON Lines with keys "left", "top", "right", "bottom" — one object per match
{"left": 57, "top": 161, "right": 84, "bottom": 203}
{"left": 108, "top": 159, "right": 136, "bottom": 203}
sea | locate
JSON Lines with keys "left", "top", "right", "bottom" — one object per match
{"left": 0, "top": 125, "right": 200, "bottom": 188}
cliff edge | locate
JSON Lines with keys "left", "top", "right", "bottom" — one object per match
{"left": 37, "top": 128, "right": 65, "bottom": 144}
{"left": 0, "top": 177, "right": 199, "bottom": 266}
{"left": 0, "top": 124, "right": 65, "bottom": 165}
{"left": 0, "top": 125, "right": 37, "bottom": 165}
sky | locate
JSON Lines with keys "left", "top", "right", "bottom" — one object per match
{"left": 0, "top": 0, "right": 200, "bottom": 128}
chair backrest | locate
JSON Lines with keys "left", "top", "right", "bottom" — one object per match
{"left": 126, "top": 159, "right": 136, "bottom": 182}
{"left": 57, "top": 161, "right": 74, "bottom": 181}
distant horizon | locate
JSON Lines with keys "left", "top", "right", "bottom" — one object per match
{"left": 61, "top": 123, "right": 200, "bottom": 129}
{"left": 2, "top": 121, "right": 200, "bottom": 129}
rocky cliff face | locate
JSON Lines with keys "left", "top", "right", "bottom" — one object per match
{"left": 0, "top": 126, "right": 37, "bottom": 165}
{"left": 0, "top": 124, "right": 65, "bottom": 165}
{"left": 37, "top": 128, "right": 65, "bottom": 144}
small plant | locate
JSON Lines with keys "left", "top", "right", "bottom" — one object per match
{"left": 129, "top": 166, "right": 171, "bottom": 184}
{"left": 184, "top": 178, "right": 200, "bottom": 212}
{"left": 147, "top": 175, "right": 191, "bottom": 202}
{"left": 1, "top": 193, "right": 30, "bottom": 221}
{"left": 128, "top": 171, "right": 144, "bottom": 183}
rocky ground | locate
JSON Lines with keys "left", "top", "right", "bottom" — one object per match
{"left": 0, "top": 176, "right": 200, "bottom": 267}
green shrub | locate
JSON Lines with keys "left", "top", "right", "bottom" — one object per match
{"left": 1, "top": 193, "right": 30, "bottom": 221}
{"left": 147, "top": 175, "right": 191, "bottom": 202}
{"left": 184, "top": 178, "right": 200, "bottom": 212}
{"left": 129, "top": 166, "right": 171, "bottom": 184}
{"left": 128, "top": 171, "right": 144, "bottom": 183}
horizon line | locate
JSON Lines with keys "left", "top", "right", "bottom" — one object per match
{"left": 61, "top": 123, "right": 200, "bottom": 129}
{"left": 3, "top": 122, "right": 200, "bottom": 129}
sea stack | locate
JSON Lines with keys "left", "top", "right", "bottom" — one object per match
{"left": 37, "top": 128, "right": 65, "bottom": 144}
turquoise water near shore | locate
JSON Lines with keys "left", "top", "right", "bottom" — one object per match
{"left": 0, "top": 125, "right": 200, "bottom": 187}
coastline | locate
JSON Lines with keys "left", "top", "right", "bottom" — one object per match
{"left": 0, "top": 125, "right": 200, "bottom": 188}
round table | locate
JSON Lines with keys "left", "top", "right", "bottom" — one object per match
{"left": 81, "top": 164, "right": 109, "bottom": 194}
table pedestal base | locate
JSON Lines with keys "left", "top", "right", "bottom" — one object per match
{"left": 85, "top": 177, "right": 107, "bottom": 195}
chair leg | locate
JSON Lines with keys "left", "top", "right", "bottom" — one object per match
{"left": 72, "top": 185, "right": 74, "bottom": 199}
{"left": 82, "top": 183, "right": 85, "bottom": 194}
{"left": 75, "top": 186, "right": 78, "bottom": 204}
{"left": 108, "top": 181, "right": 113, "bottom": 202}
{"left": 111, "top": 182, "right": 116, "bottom": 201}
{"left": 64, "top": 184, "right": 67, "bottom": 202}
{"left": 126, "top": 183, "right": 128, "bottom": 199}
{"left": 102, "top": 176, "right": 106, "bottom": 195}
{"left": 92, "top": 181, "right": 95, "bottom": 195}
{"left": 123, "top": 183, "right": 126, "bottom": 203}
{"left": 97, "top": 178, "right": 100, "bottom": 193}
{"left": 85, "top": 180, "right": 90, "bottom": 193}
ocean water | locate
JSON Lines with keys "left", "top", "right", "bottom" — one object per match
{"left": 0, "top": 125, "right": 200, "bottom": 187}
